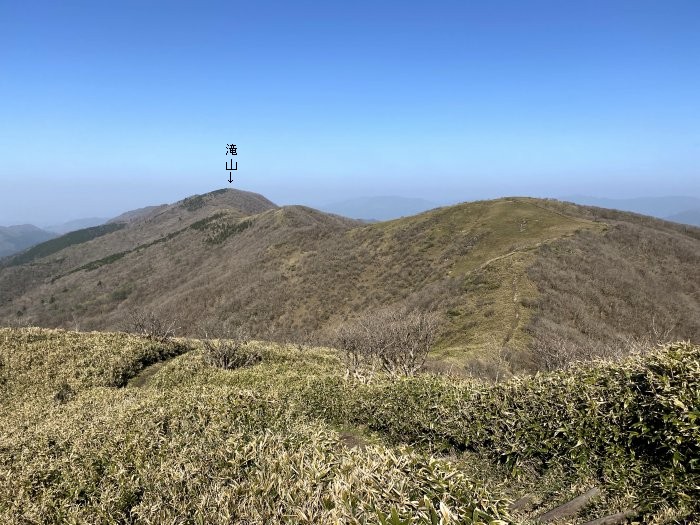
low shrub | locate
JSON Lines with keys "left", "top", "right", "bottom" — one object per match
{"left": 334, "top": 307, "right": 439, "bottom": 379}
{"left": 126, "top": 309, "right": 178, "bottom": 343}
{"left": 298, "top": 342, "right": 700, "bottom": 515}
{"left": 0, "top": 328, "right": 507, "bottom": 524}
{"left": 203, "top": 337, "right": 261, "bottom": 370}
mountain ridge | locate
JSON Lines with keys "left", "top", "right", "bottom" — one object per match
{"left": 1, "top": 189, "right": 698, "bottom": 373}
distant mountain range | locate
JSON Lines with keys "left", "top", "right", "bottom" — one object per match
{"left": 0, "top": 225, "right": 58, "bottom": 258}
{"left": 563, "top": 195, "right": 700, "bottom": 226}
{"left": 0, "top": 218, "right": 108, "bottom": 258}
{"left": 321, "top": 196, "right": 440, "bottom": 221}
{"left": 664, "top": 208, "right": 700, "bottom": 227}
{"left": 45, "top": 217, "right": 108, "bottom": 235}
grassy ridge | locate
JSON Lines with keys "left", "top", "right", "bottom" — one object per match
{"left": 0, "top": 328, "right": 509, "bottom": 524}
{"left": 1, "top": 328, "right": 697, "bottom": 523}
{"left": 0, "top": 328, "right": 190, "bottom": 402}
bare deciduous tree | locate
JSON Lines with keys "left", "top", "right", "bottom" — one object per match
{"left": 531, "top": 316, "right": 677, "bottom": 372}
{"left": 126, "top": 309, "right": 178, "bottom": 343}
{"left": 335, "top": 321, "right": 377, "bottom": 382}
{"left": 335, "top": 307, "right": 440, "bottom": 379}
{"left": 200, "top": 324, "right": 261, "bottom": 370}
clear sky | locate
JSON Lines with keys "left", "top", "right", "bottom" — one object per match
{"left": 1, "top": 0, "right": 699, "bottom": 224}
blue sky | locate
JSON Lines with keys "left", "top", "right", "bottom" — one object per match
{"left": 1, "top": 0, "right": 699, "bottom": 224}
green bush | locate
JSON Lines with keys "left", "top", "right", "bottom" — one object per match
{"left": 190, "top": 214, "right": 253, "bottom": 244}
{"left": 203, "top": 337, "right": 262, "bottom": 370}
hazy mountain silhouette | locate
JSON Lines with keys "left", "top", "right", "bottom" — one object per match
{"left": 321, "top": 196, "right": 440, "bottom": 221}
{"left": 563, "top": 195, "right": 700, "bottom": 221}
{"left": 0, "top": 225, "right": 58, "bottom": 258}
{"left": 45, "top": 217, "right": 108, "bottom": 235}
{"left": 664, "top": 208, "right": 700, "bottom": 227}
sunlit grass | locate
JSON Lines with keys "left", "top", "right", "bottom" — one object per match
{"left": 0, "top": 327, "right": 697, "bottom": 523}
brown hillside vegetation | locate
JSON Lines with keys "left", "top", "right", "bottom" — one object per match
{"left": 1, "top": 189, "right": 698, "bottom": 373}
{"left": 526, "top": 200, "right": 700, "bottom": 370}
{"left": 0, "top": 189, "right": 277, "bottom": 302}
